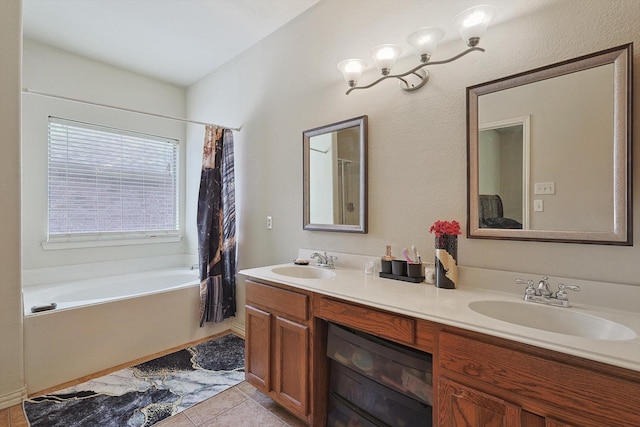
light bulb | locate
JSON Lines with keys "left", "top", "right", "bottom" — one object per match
{"left": 407, "top": 27, "right": 444, "bottom": 63}
{"left": 370, "top": 44, "right": 402, "bottom": 75}
{"left": 453, "top": 4, "right": 496, "bottom": 47}
{"left": 337, "top": 59, "right": 368, "bottom": 87}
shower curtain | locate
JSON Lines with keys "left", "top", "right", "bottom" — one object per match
{"left": 197, "top": 126, "right": 236, "bottom": 326}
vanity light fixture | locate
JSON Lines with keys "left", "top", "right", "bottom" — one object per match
{"left": 337, "top": 4, "right": 496, "bottom": 95}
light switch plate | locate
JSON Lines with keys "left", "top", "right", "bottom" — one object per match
{"left": 534, "top": 182, "right": 555, "bottom": 195}
{"left": 534, "top": 199, "right": 544, "bottom": 212}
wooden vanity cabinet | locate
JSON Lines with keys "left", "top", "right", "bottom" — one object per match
{"left": 437, "top": 329, "right": 640, "bottom": 427}
{"left": 244, "top": 278, "right": 640, "bottom": 427}
{"left": 313, "top": 296, "right": 437, "bottom": 427}
{"left": 245, "top": 280, "right": 312, "bottom": 422}
{"left": 313, "top": 296, "right": 416, "bottom": 346}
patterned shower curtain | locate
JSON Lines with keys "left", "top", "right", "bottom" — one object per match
{"left": 197, "top": 126, "right": 236, "bottom": 326}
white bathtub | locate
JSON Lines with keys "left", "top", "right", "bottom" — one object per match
{"left": 23, "top": 268, "right": 199, "bottom": 314}
{"left": 23, "top": 267, "right": 234, "bottom": 395}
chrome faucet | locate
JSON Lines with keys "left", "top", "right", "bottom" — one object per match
{"left": 515, "top": 276, "right": 580, "bottom": 307}
{"left": 311, "top": 251, "right": 337, "bottom": 269}
{"left": 536, "top": 276, "right": 553, "bottom": 298}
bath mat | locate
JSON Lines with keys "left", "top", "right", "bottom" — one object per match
{"left": 23, "top": 333, "right": 245, "bottom": 427}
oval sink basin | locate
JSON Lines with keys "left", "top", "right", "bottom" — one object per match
{"left": 469, "top": 300, "right": 636, "bottom": 341}
{"left": 271, "top": 266, "right": 336, "bottom": 280}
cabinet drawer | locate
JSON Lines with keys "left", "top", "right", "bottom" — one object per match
{"left": 314, "top": 296, "right": 414, "bottom": 344}
{"left": 246, "top": 280, "right": 308, "bottom": 322}
{"left": 439, "top": 331, "right": 640, "bottom": 427}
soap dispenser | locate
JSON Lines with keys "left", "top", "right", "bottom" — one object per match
{"left": 381, "top": 245, "right": 394, "bottom": 274}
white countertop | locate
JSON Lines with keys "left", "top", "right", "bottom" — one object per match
{"left": 239, "top": 263, "right": 640, "bottom": 373}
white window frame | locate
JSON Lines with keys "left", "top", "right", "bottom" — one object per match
{"left": 43, "top": 116, "right": 181, "bottom": 250}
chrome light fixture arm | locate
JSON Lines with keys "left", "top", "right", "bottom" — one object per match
{"left": 345, "top": 47, "right": 485, "bottom": 95}
{"left": 337, "top": 5, "right": 496, "bottom": 95}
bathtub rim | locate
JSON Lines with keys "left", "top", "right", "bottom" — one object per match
{"left": 22, "top": 267, "right": 200, "bottom": 317}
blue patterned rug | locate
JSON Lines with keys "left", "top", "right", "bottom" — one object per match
{"left": 24, "top": 334, "right": 245, "bottom": 427}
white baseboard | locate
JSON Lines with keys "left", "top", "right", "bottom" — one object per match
{"left": 0, "top": 384, "right": 27, "bottom": 410}
{"left": 230, "top": 318, "right": 245, "bottom": 338}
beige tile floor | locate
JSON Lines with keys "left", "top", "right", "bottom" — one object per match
{"left": 156, "top": 381, "right": 307, "bottom": 427}
{"left": 0, "top": 381, "right": 306, "bottom": 427}
{"left": 0, "top": 405, "right": 28, "bottom": 427}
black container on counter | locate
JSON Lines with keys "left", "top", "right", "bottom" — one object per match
{"left": 381, "top": 259, "right": 393, "bottom": 274}
{"left": 391, "top": 260, "right": 407, "bottom": 276}
{"left": 407, "top": 262, "right": 423, "bottom": 278}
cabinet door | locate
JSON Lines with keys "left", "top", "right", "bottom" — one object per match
{"left": 245, "top": 305, "right": 271, "bottom": 392}
{"left": 274, "top": 315, "right": 309, "bottom": 418}
{"left": 439, "top": 378, "right": 521, "bottom": 427}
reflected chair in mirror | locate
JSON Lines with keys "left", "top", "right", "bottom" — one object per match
{"left": 478, "top": 194, "right": 522, "bottom": 229}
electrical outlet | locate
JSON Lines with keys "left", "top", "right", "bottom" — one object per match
{"left": 266, "top": 216, "right": 273, "bottom": 230}
{"left": 534, "top": 182, "right": 555, "bottom": 195}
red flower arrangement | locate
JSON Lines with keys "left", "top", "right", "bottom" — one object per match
{"left": 429, "top": 220, "right": 462, "bottom": 238}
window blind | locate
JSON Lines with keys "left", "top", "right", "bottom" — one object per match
{"left": 47, "top": 117, "right": 179, "bottom": 240}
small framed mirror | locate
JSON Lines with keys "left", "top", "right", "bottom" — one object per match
{"left": 467, "top": 44, "right": 632, "bottom": 244}
{"left": 303, "top": 116, "right": 368, "bottom": 233}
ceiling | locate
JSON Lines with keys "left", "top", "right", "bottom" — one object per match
{"left": 22, "top": 0, "right": 553, "bottom": 88}
{"left": 22, "top": 0, "right": 320, "bottom": 87}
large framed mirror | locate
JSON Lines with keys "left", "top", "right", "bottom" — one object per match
{"left": 467, "top": 44, "right": 632, "bottom": 244}
{"left": 303, "top": 116, "right": 368, "bottom": 233}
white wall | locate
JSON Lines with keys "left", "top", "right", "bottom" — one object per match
{"left": 0, "top": 0, "right": 26, "bottom": 409}
{"left": 185, "top": 0, "right": 640, "bottom": 309}
{"left": 21, "top": 39, "right": 188, "bottom": 271}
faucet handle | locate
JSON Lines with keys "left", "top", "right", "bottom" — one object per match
{"left": 327, "top": 254, "right": 337, "bottom": 268}
{"left": 515, "top": 278, "right": 536, "bottom": 297}
{"left": 556, "top": 284, "right": 580, "bottom": 301}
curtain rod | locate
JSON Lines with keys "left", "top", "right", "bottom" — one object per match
{"left": 21, "top": 88, "right": 241, "bottom": 131}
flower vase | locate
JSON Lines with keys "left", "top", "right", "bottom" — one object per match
{"left": 435, "top": 235, "right": 458, "bottom": 289}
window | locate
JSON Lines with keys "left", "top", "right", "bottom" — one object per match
{"left": 47, "top": 117, "right": 179, "bottom": 244}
